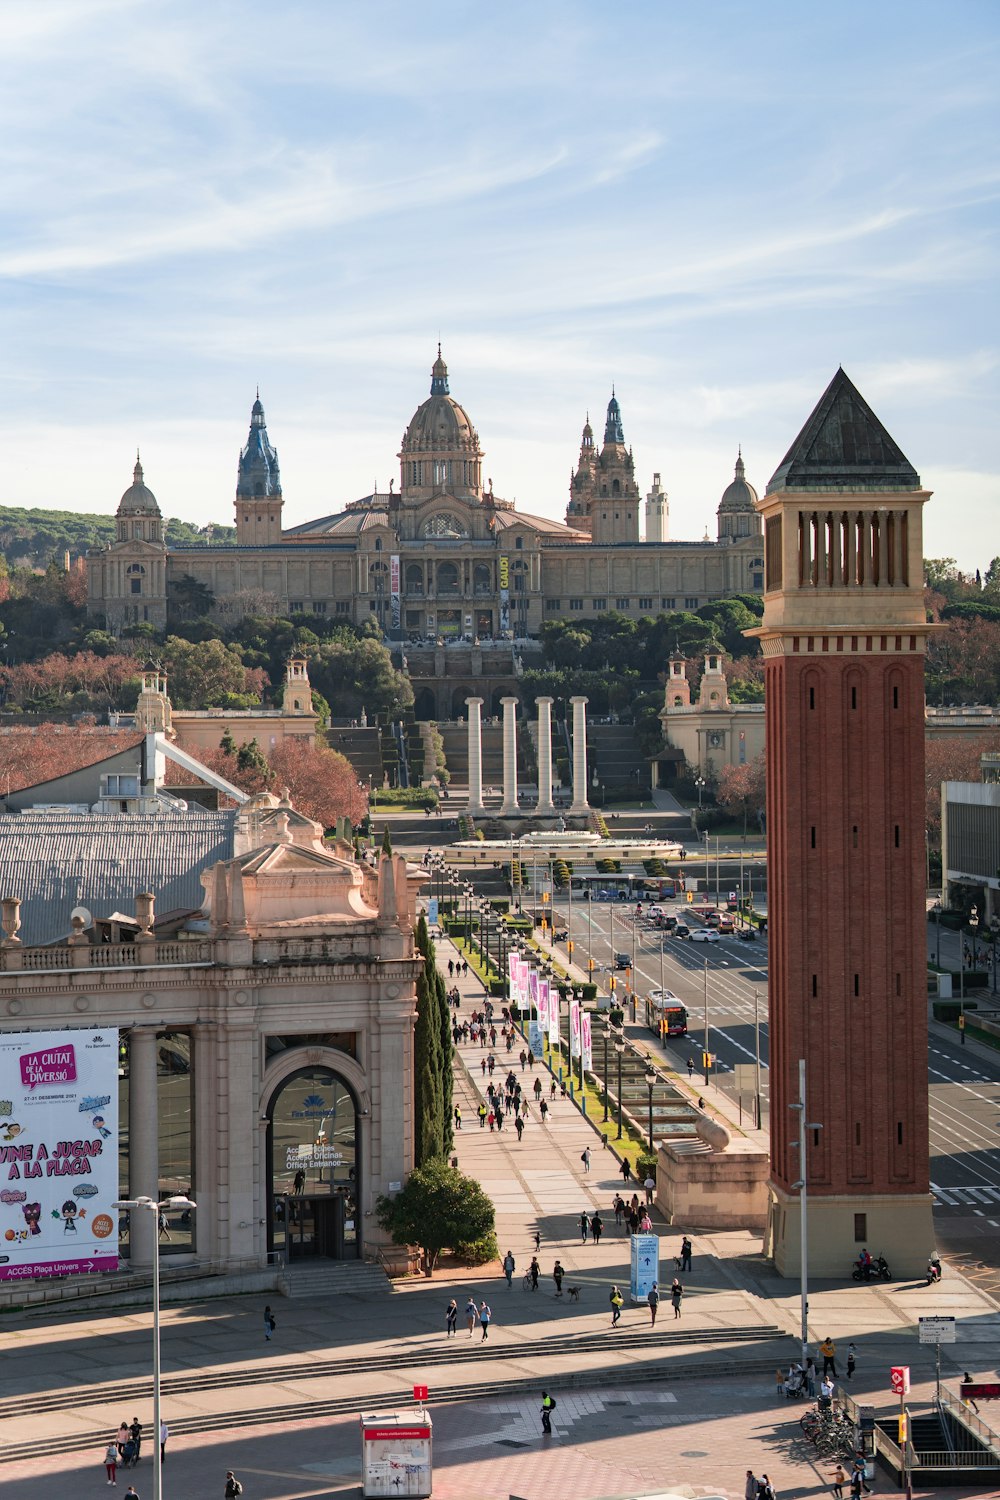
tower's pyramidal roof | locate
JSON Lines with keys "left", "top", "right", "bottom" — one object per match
{"left": 767, "top": 368, "right": 920, "bottom": 494}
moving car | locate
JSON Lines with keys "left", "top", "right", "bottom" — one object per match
{"left": 690, "top": 928, "right": 721, "bottom": 943}
{"left": 614, "top": 952, "right": 631, "bottom": 969}
{"left": 674, "top": 923, "right": 691, "bottom": 939}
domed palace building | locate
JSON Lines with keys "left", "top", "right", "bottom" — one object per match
{"left": 87, "top": 351, "right": 764, "bottom": 711}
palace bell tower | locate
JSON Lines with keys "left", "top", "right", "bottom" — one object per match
{"left": 750, "top": 368, "right": 935, "bottom": 1277}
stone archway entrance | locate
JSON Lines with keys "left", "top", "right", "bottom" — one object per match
{"left": 265, "top": 1065, "right": 360, "bottom": 1261}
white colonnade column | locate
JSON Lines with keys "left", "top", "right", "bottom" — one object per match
{"left": 500, "top": 696, "right": 520, "bottom": 816}
{"left": 535, "top": 696, "right": 556, "bottom": 817}
{"left": 569, "top": 695, "right": 590, "bottom": 815}
{"left": 465, "top": 696, "right": 486, "bottom": 816}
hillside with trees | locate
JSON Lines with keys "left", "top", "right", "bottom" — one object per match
{"left": 0, "top": 503, "right": 234, "bottom": 568}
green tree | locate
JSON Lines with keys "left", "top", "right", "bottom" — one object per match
{"left": 381, "top": 825, "right": 393, "bottom": 857}
{"left": 236, "top": 737, "right": 269, "bottom": 777}
{"left": 163, "top": 635, "right": 268, "bottom": 707}
{"left": 375, "top": 1159, "right": 497, "bottom": 1272}
{"left": 219, "top": 727, "right": 237, "bottom": 756}
{"left": 169, "top": 573, "right": 216, "bottom": 622}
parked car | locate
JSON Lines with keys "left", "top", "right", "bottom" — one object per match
{"left": 674, "top": 924, "right": 691, "bottom": 939}
{"left": 690, "top": 928, "right": 722, "bottom": 943}
{"left": 648, "top": 905, "right": 665, "bottom": 919}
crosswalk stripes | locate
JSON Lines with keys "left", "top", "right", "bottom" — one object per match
{"left": 931, "top": 1180, "right": 1000, "bottom": 1207}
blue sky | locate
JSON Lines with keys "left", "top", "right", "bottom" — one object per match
{"left": 1, "top": 0, "right": 997, "bottom": 568}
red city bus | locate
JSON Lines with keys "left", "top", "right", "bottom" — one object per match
{"left": 646, "top": 993, "right": 688, "bottom": 1035}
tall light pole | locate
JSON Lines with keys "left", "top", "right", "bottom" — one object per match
{"left": 933, "top": 899, "right": 942, "bottom": 969}
{"left": 962, "top": 905, "right": 978, "bottom": 1044}
{"left": 753, "top": 987, "right": 762, "bottom": 1130}
{"left": 614, "top": 1033, "right": 625, "bottom": 1140}
{"left": 644, "top": 1064, "right": 657, "bottom": 1154}
{"left": 695, "top": 774, "right": 705, "bottom": 810}
{"left": 113, "top": 1195, "right": 196, "bottom": 1500}
{"left": 789, "top": 1059, "right": 822, "bottom": 1368}
{"left": 703, "top": 957, "right": 710, "bottom": 1085}
{"left": 602, "top": 1018, "right": 611, "bottom": 1123}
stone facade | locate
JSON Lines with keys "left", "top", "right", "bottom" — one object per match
{"left": 0, "top": 800, "right": 424, "bottom": 1273}
{"left": 87, "top": 353, "right": 764, "bottom": 638}
{"left": 658, "top": 649, "right": 766, "bottom": 780}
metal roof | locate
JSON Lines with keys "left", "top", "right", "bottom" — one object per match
{"left": 0, "top": 811, "right": 238, "bottom": 946}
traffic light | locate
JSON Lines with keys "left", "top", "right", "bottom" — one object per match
{"left": 567, "top": 940, "right": 574, "bottom": 957}
{"left": 702, "top": 1052, "right": 714, "bottom": 1070}
{"left": 587, "top": 957, "right": 595, "bottom": 974}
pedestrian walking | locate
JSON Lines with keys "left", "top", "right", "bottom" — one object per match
{"left": 448, "top": 960, "right": 455, "bottom": 978}
{"left": 533, "top": 1076, "right": 542, "bottom": 1100}
{"left": 851, "top": 1454, "right": 872, "bottom": 1495}
{"left": 805, "top": 1355, "right": 817, "bottom": 1398}
{"left": 124, "top": 1487, "right": 139, "bottom": 1500}
{"left": 503, "top": 1250, "right": 515, "bottom": 1288}
{"left": 820, "top": 1336, "right": 838, "bottom": 1377}
{"left": 264, "top": 1304, "right": 275, "bottom": 1341}
{"left": 478, "top": 1102, "right": 487, "bottom": 1127}
{"left": 104, "top": 1438, "right": 119, "bottom": 1486}
{"left": 529, "top": 1255, "right": 540, "bottom": 1290}
{"left": 687, "top": 1056, "right": 694, "bottom": 1078}
{"left": 679, "top": 1235, "right": 692, "bottom": 1272}
{"left": 846, "top": 1343, "right": 856, "bottom": 1381}
{"left": 670, "top": 1277, "right": 683, "bottom": 1318}
{"left": 620, "top": 1156, "right": 632, "bottom": 1183}
{"left": 454, "top": 1105, "right": 462, "bottom": 1130}
{"left": 159, "top": 1422, "right": 168, "bottom": 1463}
{"left": 446, "top": 1298, "right": 458, "bottom": 1336}
{"left": 581, "top": 1146, "right": 591, "bottom": 1173}
{"left": 552, "top": 1259, "right": 563, "bottom": 1296}
{"left": 580, "top": 1210, "right": 589, "bottom": 1243}
{"left": 540, "top": 1390, "right": 556, "bottom": 1434}
{"left": 540, "top": 1098, "right": 549, "bottom": 1123}
{"left": 515, "top": 1115, "right": 524, "bottom": 1140}
{"left": 591, "top": 1211, "right": 603, "bottom": 1244}
{"left": 465, "top": 1296, "right": 478, "bottom": 1337}
{"left": 610, "top": 1284, "right": 624, "bottom": 1326}
{"left": 830, "top": 1463, "right": 847, "bottom": 1498}
{"left": 758, "top": 1476, "right": 775, "bottom": 1500}
{"left": 648, "top": 1283, "right": 659, "bottom": 1326}
{"left": 479, "top": 1300, "right": 492, "bottom": 1340}
{"left": 129, "top": 1419, "right": 143, "bottom": 1462}
{"left": 613, "top": 1194, "right": 624, "bottom": 1227}
{"left": 224, "top": 1474, "right": 243, "bottom": 1499}
{"left": 744, "top": 1471, "right": 758, "bottom": 1500}
{"left": 819, "top": 1376, "right": 835, "bottom": 1411}
{"left": 117, "top": 1422, "right": 130, "bottom": 1458}
{"left": 533, "top": 1230, "right": 541, "bottom": 1252}
{"left": 643, "top": 1174, "right": 655, "bottom": 1204}
{"left": 550, "top": 1077, "right": 557, "bottom": 1098}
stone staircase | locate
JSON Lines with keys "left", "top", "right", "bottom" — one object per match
{"left": 279, "top": 1260, "right": 395, "bottom": 1299}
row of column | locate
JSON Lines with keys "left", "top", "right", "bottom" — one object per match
{"left": 466, "top": 696, "right": 589, "bottom": 817}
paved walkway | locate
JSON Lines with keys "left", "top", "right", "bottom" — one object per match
{"left": 2, "top": 932, "right": 1000, "bottom": 1498}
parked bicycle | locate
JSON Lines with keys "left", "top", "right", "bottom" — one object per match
{"left": 800, "top": 1406, "right": 856, "bottom": 1458}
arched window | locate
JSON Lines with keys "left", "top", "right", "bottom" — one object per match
{"left": 422, "top": 513, "right": 466, "bottom": 539}
{"left": 374, "top": 537, "right": 382, "bottom": 552}
{"left": 266, "top": 1065, "right": 359, "bottom": 1262}
{"left": 437, "top": 561, "right": 460, "bottom": 595}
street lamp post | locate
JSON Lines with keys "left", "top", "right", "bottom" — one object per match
{"left": 614, "top": 1033, "right": 625, "bottom": 1140}
{"left": 644, "top": 1064, "right": 657, "bottom": 1154}
{"left": 112, "top": 1195, "right": 196, "bottom": 1500}
{"left": 703, "top": 957, "right": 711, "bottom": 1085}
{"left": 695, "top": 775, "right": 705, "bottom": 810}
{"left": 933, "top": 900, "right": 942, "bottom": 969}
{"left": 602, "top": 1018, "right": 611, "bottom": 1123}
{"left": 753, "top": 987, "right": 762, "bottom": 1130}
{"left": 574, "top": 987, "right": 584, "bottom": 1094}
{"left": 962, "top": 905, "right": 979, "bottom": 1044}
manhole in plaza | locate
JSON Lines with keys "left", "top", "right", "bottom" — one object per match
{"left": 680, "top": 1451, "right": 709, "bottom": 1458}
{"left": 497, "top": 1440, "right": 531, "bottom": 1449}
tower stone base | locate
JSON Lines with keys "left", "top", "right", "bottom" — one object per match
{"left": 764, "top": 1183, "right": 935, "bottom": 1280}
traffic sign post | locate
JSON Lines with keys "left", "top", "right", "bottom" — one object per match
{"left": 919, "top": 1316, "right": 956, "bottom": 1401}
{"left": 891, "top": 1367, "right": 911, "bottom": 1500}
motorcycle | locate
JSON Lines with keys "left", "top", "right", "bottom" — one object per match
{"left": 852, "top": 1253, "right": 892, "bottom": 1282}
{"left": 926, "top": 1256, "right": 942, "bottom": 1285}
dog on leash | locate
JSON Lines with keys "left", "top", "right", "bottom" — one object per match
{"left": 566, "top": 1285, "right": 582, "bottom": 1302}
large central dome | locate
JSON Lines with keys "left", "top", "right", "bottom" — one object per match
{"left": 399, "top": 348, "right": 484, "bottom": 501}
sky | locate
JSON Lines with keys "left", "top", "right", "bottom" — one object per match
{"left": 0, "top": 0, "right": 997, "bottom": 568}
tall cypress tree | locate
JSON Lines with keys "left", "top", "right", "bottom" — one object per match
{"left": 413, "top": 916, "right": 447, "bottom": 1162}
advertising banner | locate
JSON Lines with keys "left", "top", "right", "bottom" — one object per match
{"left": 528, "top": 1021, "right": 545, "bottom": 1059}
{"left": 629, "top": 1233, "right": 660, "bottom": 1302}
{"left": 537, "top": 982, "right": 549, "bottom": 1029}
{"left": 547, "top": 984, "right": 560, "bottom": 1045}
{"left": 0, "top": 1028, "right": 119, "bottom": 1280}
{"left": 498, "top": 555, "right": 510, "bottom": 635}
{"left": 508, "top": 952, "right": 520, "bottom": 1005}
{"left": 389, "top": 554, "right": 401, "bottom": 633}
{"left": 527, "top": 969, "right": 539, "bottom": 1014}
{"left": 581, "top": 1010, "right": 593, "bottom": 1072}
{"left": 426, "top": 897, "right": 439, "bottom": 929}
{"left": 569, "top": 999, "right": 580, "bottom": 1059}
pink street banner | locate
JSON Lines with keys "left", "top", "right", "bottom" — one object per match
{"left": 547, "top": 983, "right": 560, "bottom": 1045}
{"left": 581, "top": 1010, "right": 593, "bottom": 1072}
{"left": 0, "top": 1029, "right": 119, "bottom": 1280}
{"left": 527, "top": 969, "right": 539, "bottom": 1012}
{"left": 537, "top": 982, "right": 549, "bottom": 1028}
{"left": 570, "top": 1000, "right": 581, "bottom": 1059}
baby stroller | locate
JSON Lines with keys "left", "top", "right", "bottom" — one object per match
{"left": 121, "top": 1438, "right": 139, "bottom": 1468}
{"left": 783, "top": 1367, "right": 807, "bottom": 1400}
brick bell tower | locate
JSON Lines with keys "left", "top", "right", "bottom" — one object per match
{"left": 750, "top": 368, "right": 935, "bottom": 1277}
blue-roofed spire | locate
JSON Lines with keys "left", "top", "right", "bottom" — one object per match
{"left": 237, "top": 393, "right": 282, "bottom": 498}
{"left": 604, "top": 389, "right": 624, "bottom": 444}
{"left": 430, "top": 343, "right": 450, "bottom": 396}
